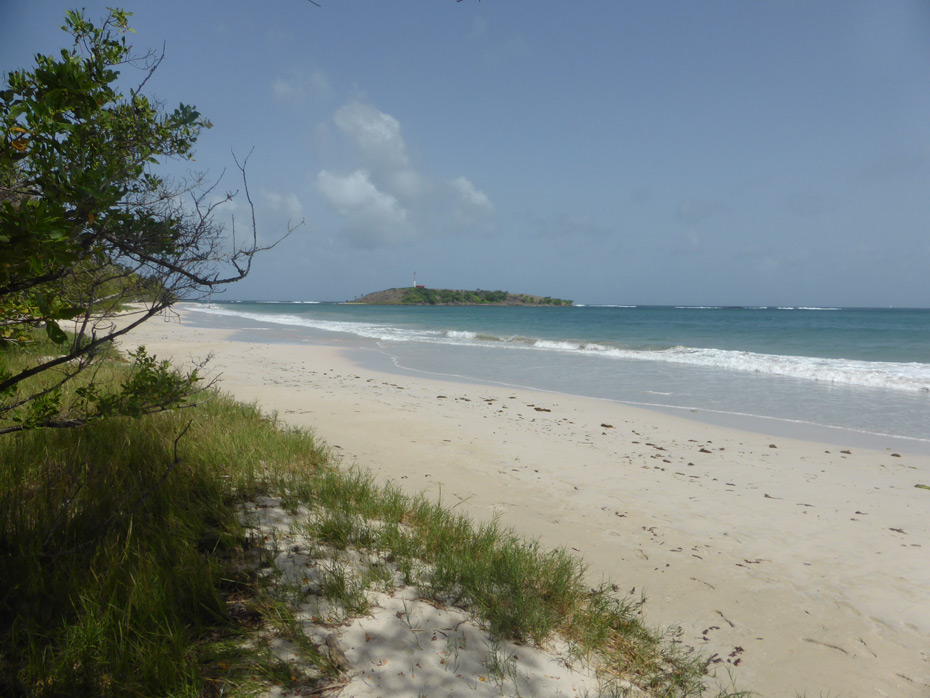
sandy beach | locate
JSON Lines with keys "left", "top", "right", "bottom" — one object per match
{"left": 115, "top": 306, "right": 930, "bottom": 697}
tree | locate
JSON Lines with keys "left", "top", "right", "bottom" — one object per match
{"left": 0, "top": 8, "right": 297, "bottom": 434}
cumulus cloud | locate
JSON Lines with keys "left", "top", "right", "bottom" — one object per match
{"left": 451, "top": 176, "right": 494, "bottom": 225}
{"left": 316, "top": 102, "right": 494, "bottom": 247}
{"left": 262, "top": 189, "right": 304, "bottom": 220}
{"left": 333, "top": 103, "right": 410, "bottom": 170}
{"left": 318, "top": 170, "right": 405, "bottom": 222}
{"left": 452, "top": 177, "right": 492, "bottom": 210}
{"left": 385, "top": 169, "right": 425, "bottom": 200}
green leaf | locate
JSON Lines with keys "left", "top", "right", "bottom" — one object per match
{"left": 45, "top": 320, "right": 68, "bottom": 344}
{"left": 56, "top": 305, "right": 85, "bottom": 321}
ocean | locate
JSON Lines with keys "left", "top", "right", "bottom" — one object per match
{"left": 183, "top": 302, "right": 930, "bottom": 453}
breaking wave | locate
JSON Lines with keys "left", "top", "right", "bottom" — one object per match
{"left": 187, "top": 304, "right": 930, "bottom": 394}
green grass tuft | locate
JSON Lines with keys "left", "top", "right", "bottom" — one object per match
{"left": 0, "top": 376, "right": 330, "bottom": 696}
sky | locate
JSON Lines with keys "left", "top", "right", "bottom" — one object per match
{"left": 2, "top": 1, "right": 929, "bottom": 306}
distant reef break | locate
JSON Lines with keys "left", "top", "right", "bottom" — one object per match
{"left": 349, "top": 288, "right": 573, "bottom": 306}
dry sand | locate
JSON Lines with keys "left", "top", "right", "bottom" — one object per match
{"left": 115, "top": 307, "right": 930, "bottom": 697}
{"left": 243, "top": 495, "right": 612, "bottom": 698}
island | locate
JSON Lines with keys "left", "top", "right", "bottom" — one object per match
{"left": 349, "top": 287, "right": 573, "bottom": 306}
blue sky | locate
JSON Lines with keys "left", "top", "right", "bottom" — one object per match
{"left": 3, "top": 1, "right": 929, "bottom": 306}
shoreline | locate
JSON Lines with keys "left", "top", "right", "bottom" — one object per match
{"left": 339, "top": 342, "right": 930, "bottom": 458}
{"left": 186, "top": 302, "right": 930, "bottom": 456}
{"left": 114, "top": 306, "right": 930, "bottom": 697}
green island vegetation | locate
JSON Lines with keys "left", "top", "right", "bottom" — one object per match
{"left": 0, "top": 8, "right": 742, "bottom": 698}
{"left": 352, "top": 287, "right": 573, "bottom": 306}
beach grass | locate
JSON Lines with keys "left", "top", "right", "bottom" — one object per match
{"left": 0, "top": 337, "right": 743, "bottom": 697}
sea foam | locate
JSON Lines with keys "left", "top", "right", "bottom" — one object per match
{"left": 188, "top": 304, "right": 930, "bottom": 394}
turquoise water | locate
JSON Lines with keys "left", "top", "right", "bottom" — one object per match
{"left": 185, "top": 302, "right": 930, "bottom": 449}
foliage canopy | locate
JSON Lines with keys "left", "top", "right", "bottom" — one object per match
{"left": 0, "top": 8, "right": 296, "bottom": 433}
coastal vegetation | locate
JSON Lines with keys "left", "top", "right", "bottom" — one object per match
{"left": 0, "top": 329, "right": 741, "bottom": 697}
{"left": 0, "top": 8, "right": 295, "bottom": 434}
{"left": 352, "top": 287, "right": 573, "bottom": 306}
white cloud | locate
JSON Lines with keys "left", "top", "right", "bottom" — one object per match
{"left": 451, "top": 176, "right": 495, "bottom": 226}
{"left": 317, "top": 169, "right": 412, "bottom": 246}
{"left": 316, "top": 102, "right": 494, "bottom": 247}
{"left": 386, "top": 169, "right": 426, "bottom": 200}
{"left": 261, "top": 188, "right": 304, "bottom": 220}
{"left": 452, "top": 176, "right": 493, "bottom": 213}
{"left": 317, "top": 170, "right": 405, "bottom": 223}
{"left": 333, "top": 102, "right": 410, "bottom": 170}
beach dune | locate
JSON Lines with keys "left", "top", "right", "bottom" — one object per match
{"left": 116, "top": 306, "right": 930, "bottom": 697}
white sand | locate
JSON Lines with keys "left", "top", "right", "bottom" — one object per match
{"left": 243, "top": 495, "right": 617, "bottom": 698}
{"left": 115, "top": 307, "right": 930, "bottom": 697}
